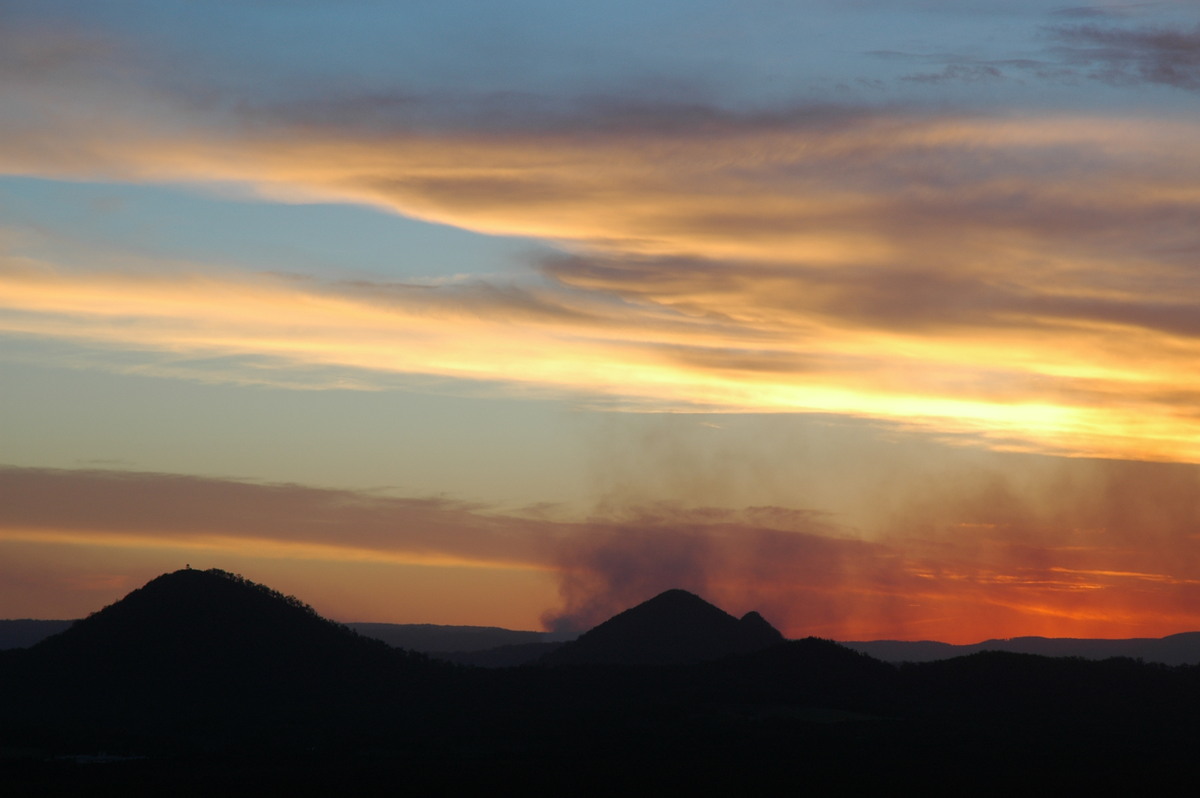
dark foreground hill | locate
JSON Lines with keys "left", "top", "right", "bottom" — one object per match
{"left": 5, "top": 570, "right": 1200, "bottom": 794}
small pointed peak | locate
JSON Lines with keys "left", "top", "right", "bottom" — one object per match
{"left": 739, "top": 610, "right": 785, "bottom": 642}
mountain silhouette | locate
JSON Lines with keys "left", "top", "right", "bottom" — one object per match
{"left": 30, "top": 567, "right": 389, "bottom": 674}
{"left": 4, "top": 568, "right": 438, "bottom": 746}
{"left": 5, "top": 571, "right": 1200, "bottom": 793}
{"left": 541, "top": 588, "right": 784, "bottom": 666}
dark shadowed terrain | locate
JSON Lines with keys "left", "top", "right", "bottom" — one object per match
{"left": 4, "top": 569, "right": 1200, "bottom": 795}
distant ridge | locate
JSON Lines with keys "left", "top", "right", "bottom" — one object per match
{"left": 8, "top": 604, "right": 1200, "bottom": 666}
{"left": 845, "top": 632, "right": 1200, "bottom": 666}
{"left": 541, "top": 588, "right": 784, "bottom": 666}
{"left": 0, "top": 619, "right": 73, "bottom": 649}
{"left": 348, "top": 622, "right": 557, "bottom": 653}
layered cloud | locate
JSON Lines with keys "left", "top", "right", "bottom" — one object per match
{"left": 4, "top": 112, "right": 1200, "bottom": 461}
{"left": 2, "top": 13, "right": 1199, "bottom": 458}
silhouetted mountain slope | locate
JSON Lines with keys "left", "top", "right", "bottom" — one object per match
{"left": 0, "top": 569, "right": 447, "bottom": 752}
{"left": 0, "top": 617, "right": 568, "bottom": 654}
{"left": 28, "top": 568, "right": 395, "bottom": 681}
{"left": 541, "top": 588, "right": 784, "bottom": 666}
{"left": 7, "top": 574, "right": 1200, "bottom": 794}
{"left": 701, "top": 637, "right": 901, "bottom": 706}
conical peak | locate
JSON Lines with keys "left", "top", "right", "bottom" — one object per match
{"left": 739, "top": 610, "right": 785, "bottom": 642}
{"left": 542, "top": 588, "right": 784, "bottom": 666}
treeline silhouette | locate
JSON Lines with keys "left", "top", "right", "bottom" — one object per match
{"left": 3, "top": 569, "right": 1200, "bottom": 794}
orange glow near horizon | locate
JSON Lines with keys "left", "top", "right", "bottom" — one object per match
{"left": 4, "top": 508, "right": 1200, "bottom": 642}
{"left": 0, "top": 527, "right": 554, "bottom": 573}
{"left": 5, "top": 449, "right": 1200, "bottom": 643}
{"left": 0, "top": 534, "right": 559, "bottom": 631}
{"left": 712, "top": 574, "right": 1200, "bottom": 645}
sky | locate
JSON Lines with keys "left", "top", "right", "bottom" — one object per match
{"left": 2, "top": 0, "right": 1199, "bottom": 643}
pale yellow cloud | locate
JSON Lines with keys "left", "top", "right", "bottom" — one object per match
{"left": 0, "top": 527, "right": 550, "bottom": 572}
{"left": 3, "top": 253, "right": 1199, "bottom": 462}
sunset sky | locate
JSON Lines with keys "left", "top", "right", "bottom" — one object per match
{"left": 3, "top": 1, "right": 1200, "bottom": 643}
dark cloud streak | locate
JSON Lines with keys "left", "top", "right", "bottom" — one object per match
{"left": 0, "top": 466, "right": 556, "bottom": 567}
{"left": 1052, "top": 23, "right": 1200, "bottom": 90}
